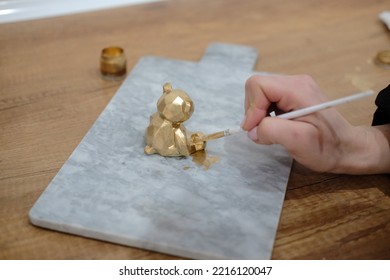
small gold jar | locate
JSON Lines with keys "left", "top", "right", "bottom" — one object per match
{"left": 100, "top": 46, "right": 127, "bottom": 79}
{"left": 375, "top": 50, "right": 390, "bottom": 69}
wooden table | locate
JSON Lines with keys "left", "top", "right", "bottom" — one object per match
{"left": 1, "top": 0, "right": 389, "bottom": 259}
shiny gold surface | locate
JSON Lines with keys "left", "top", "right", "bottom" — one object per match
{"left": 189, "top": 132, "right": 206, "bottom": 154}
{"left": 157, "top": 88, "right": 194, "bottom": 124}
{"left": 144, "top": 84, "right": 236, "bottom": 157}
{"left": 144, "top": 83, "right": 205, "bottom": 156}
{"left": 100, "top": 46, "right": 127, "bottom": 79}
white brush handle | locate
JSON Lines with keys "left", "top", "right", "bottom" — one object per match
{"left": 276, "top": 90, "right": 373, "bottom": 120}
{"left": 215, "top": 90, "right": 373, "bottom": 139}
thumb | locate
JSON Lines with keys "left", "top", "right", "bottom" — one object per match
{"left": 248, "top": 117, "right": 316, "bottom": 152}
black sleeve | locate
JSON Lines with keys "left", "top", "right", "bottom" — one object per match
{"left": 372, "top": 85, "right": 390, "bottom": 126}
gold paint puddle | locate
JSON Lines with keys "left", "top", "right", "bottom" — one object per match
{"left": 190, "top": 150, "right": 220, "bottom": 170}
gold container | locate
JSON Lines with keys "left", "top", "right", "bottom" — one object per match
{"left": 375, "top": 50, "right": 390, "bottom": 69}
{"left": 100, "top": 46, "right": 127, "bottom": 79}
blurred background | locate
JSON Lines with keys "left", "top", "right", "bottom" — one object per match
{"left": 0, "top": 0, "right": 161, "bottom": 23}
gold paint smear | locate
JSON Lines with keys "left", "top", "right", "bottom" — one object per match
{"left": 191, "top": 150, "right": 220, "bottom": 171}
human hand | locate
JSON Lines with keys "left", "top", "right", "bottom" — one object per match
{"left": 241, "top": 74, "right": 390, "bottom": 174}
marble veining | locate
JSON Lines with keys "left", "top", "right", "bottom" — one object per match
{"left": 29, "top": 43, "right": 292, "bottom": 259}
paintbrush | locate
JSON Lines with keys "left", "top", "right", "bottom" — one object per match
{"left": 201, "top": 90, "right": 373, "bottom": 142}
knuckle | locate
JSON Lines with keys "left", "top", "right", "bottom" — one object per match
{"left": 245, "top": 75, "right": 261, "bottom": 92}
{"left": 297, "top": 74, "right": 316, "bottom": 87}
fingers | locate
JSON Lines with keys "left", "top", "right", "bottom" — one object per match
{"left": 248, "top": 116, "right": 317, "bottom": 155}
{"left": 242, "top": 74, "right": 326, "bottom": 131}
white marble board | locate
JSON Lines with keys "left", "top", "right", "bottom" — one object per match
{"left": 29, "top": 43, "right": 292, "bottom": 259}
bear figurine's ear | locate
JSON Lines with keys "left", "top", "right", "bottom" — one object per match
{"left": 163, "top": 83, "right": 172, "bottom": 94}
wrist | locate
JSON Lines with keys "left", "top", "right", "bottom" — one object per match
{"left": 335, "top": 125, "right": 390, "bottom": 174}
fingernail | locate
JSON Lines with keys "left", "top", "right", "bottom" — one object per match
{"left": 248, "top": 127, "right": 258, "bottom": 141}
{"left": 240, "top": 116, "right": 247, "bottom": 129}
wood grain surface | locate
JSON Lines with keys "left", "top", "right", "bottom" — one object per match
{"left": 1, "top": 0, "right": 389, "bottom": 259}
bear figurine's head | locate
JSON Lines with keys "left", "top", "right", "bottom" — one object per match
{"left": 157, "top": 83, "right": 194, "bottom": 124}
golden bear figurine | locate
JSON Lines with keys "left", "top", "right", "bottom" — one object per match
{"left": 144, "top": 83, "right": 206, "bottom": 156}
